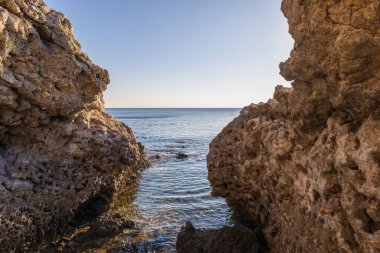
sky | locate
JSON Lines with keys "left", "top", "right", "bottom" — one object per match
{"left": 44, "top": 0, "right": 293, "bottom": 108}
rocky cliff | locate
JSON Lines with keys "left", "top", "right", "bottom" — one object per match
{"left": 208, "top": 0, "right": 380, "bottom": 252}
{"left": 0, "top": 1, "right": 147, "bottom": 252}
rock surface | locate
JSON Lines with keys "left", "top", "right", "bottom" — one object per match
{"left": 176, "top": 222, "right": 259, "bottom": 253}
{"left": 208, "top": 0, "right": 380, "bottom": 252}
{"left": 0, "top": 0, "right": 147, "bottom": 252}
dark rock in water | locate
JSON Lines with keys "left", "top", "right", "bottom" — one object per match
{"left": 176, "top": 222, "right": 259, "bottom": 253}
{"left": 148, "top": 152, "right": 169, "bottom": 164}
{"left": 176, "top": 153, "right": 190, "bottom": 159}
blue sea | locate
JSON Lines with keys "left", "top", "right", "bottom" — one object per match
{"left": 107, "top": 108, "right": 240, "bottom": 252}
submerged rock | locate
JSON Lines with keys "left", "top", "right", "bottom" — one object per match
{"left": 0, "top": 0, "right": 147, "bottom": 251}
{"left": 208, "top": 0, "right": 380, "bottom": 252}
{"left": 176, "top": 222, "right": 259, "bottom": 253}
{"left": 176, "top": 153, "right": 190, "bottom": 159}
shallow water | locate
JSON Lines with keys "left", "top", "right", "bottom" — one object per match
{"left": 107, "top": 108, "right": 240, "bottom": 252}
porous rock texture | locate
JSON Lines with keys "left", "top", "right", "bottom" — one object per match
{"left": 0, "top": 0, "right": 147, "bottom": 252}
{"left": 208, "top": 0, "right": 380, "bottom": 252}
{"left": 176, "top": 221, "right": 259, "bottom": 253}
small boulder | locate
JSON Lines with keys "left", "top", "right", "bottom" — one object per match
{"left": 176, "top": 221, "right": 259, "bottom": 253}
{"left": 176, "top": 153, "right": 189, "bottom": 159}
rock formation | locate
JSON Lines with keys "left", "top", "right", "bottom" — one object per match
{"left": 176, "top": 222, "right": 260, "bottom": 253}
{"left": 0, "top": 0, "right": 147, "bottom": 252}
{"left": 208, "top": 0, "right": 380, "bottom": 252}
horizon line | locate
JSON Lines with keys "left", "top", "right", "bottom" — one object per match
{"left": 105, "top": 107, "right": 242, "bottom": 109}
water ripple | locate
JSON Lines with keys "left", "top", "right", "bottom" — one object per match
{"left": 106, "top": 108, "right": 240, "bottom": 252}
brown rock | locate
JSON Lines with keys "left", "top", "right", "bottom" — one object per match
{"left": 208, "top": 0, "right": 380, "bottom": 253}
{"left": 0, "top": 1, "right": 147, "bottom": 252}
{"left": 176, "top": 222, "right": 259, "bottom": 253}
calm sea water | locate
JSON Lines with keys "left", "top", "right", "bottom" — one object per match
{"left": 107, "top": 108, "right": 240, "bottom": 252}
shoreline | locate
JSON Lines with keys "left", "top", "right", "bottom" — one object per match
{"left": 1, "top": 0, "right": 379, "bottom": 252}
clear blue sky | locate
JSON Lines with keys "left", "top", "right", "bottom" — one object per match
{"left": 45, "top": 0, "right": 293, "bottom": 108}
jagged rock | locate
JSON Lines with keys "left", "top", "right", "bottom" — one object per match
{"left": 208, "top": 0, "right": 380, "bottom": 253}
{"left": 176, "top": 222, "right": 259, "bottom": 253}
{"left": 0, "top": 1, "right": 147, "bottom": 252}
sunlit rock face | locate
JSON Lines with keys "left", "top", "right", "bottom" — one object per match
{"left": 0, "top": 0, "right": 146, "bottom": 251}
{"left": 208, "top": 0, "right": 380, "bottom": 252}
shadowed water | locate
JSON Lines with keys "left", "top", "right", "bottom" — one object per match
{"left": 107, "top": 108, "right": 240, "bottom": 252}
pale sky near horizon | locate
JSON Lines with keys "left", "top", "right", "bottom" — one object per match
{"left": 45, "top": 0, "right": 293, "bottom": 108}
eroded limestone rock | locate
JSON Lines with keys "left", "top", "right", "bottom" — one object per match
{"left": 208, "top": 1, "right": 380, "bottom": 252}
{"left": 0, "top": 1, "right": 147, "bottom": 252}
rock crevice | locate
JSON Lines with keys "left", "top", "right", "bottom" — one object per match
{"left": 208, "top": 0, "right": 380, "bottom": 252}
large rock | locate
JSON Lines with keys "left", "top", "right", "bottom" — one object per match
{"left": 176, "top": 222, "right": 259, "bottom": 253}
{"left": 0, "top": 0, "right": 147, "bottom": 252}
{"left": 208, "top": 0, "right": 380, "bottom": 252}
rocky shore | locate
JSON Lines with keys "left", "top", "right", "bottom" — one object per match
{"left": 2, "top": 0, "right": 380, "bottom": 252}
{"left": 0, "top": 1, "right": 147, "bottom": 251}
{"left": 208, "top": 0, "right": 380, "bottom": 252}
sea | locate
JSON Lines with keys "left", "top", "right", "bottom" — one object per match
{"left": 106, "top": 108, "right": 241, "bottom": 252}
